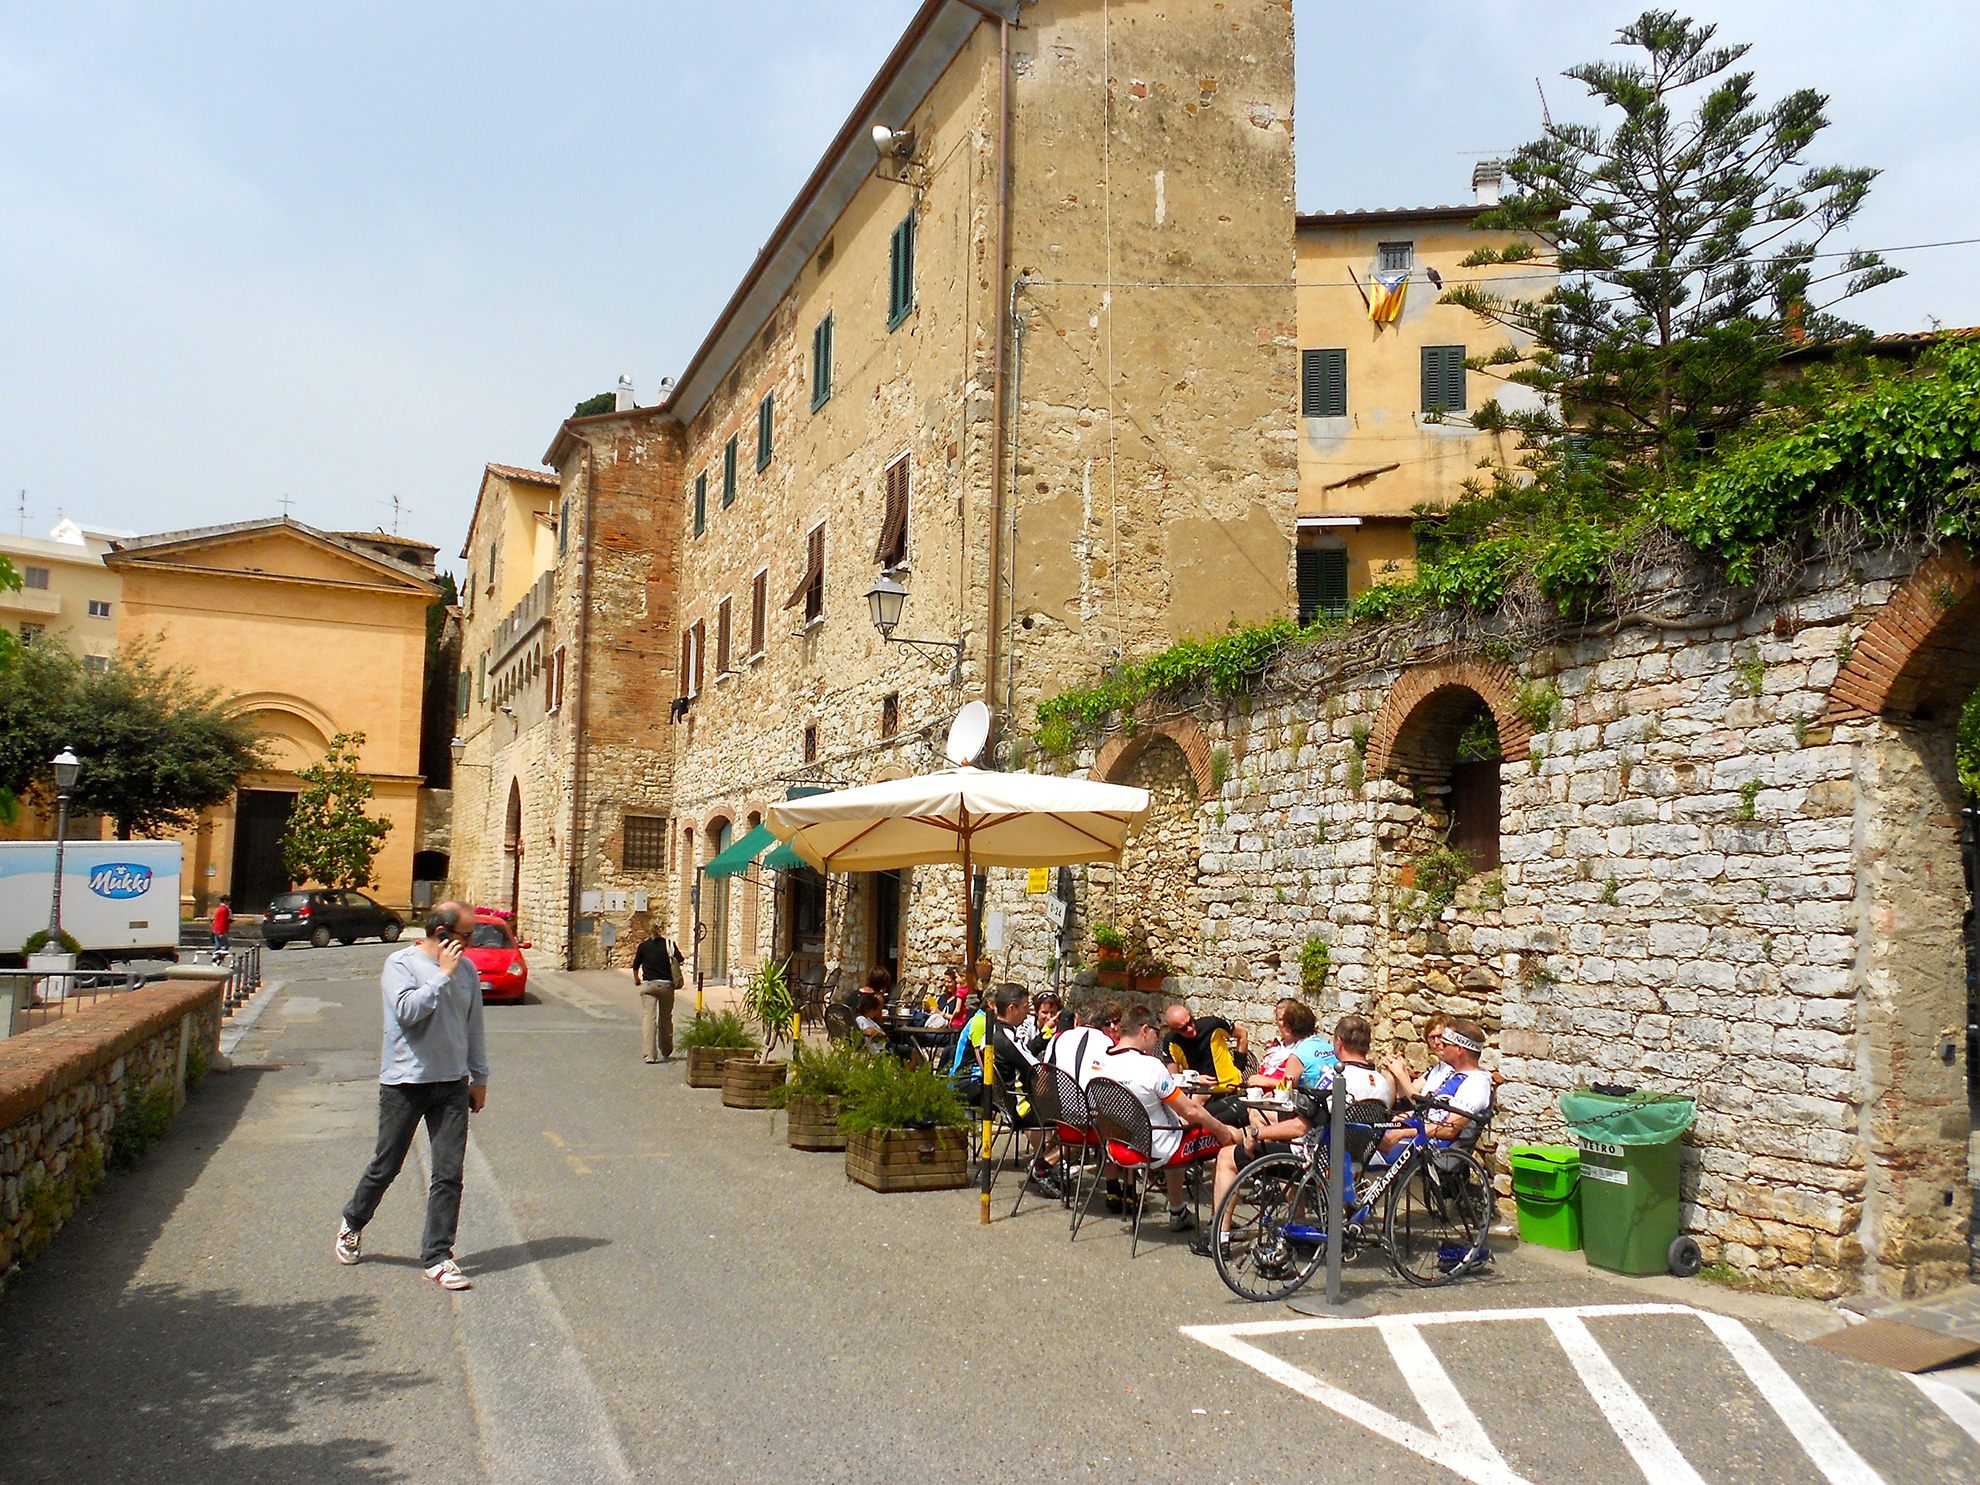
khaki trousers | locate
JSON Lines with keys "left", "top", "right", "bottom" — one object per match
{"left": 639, "top": 981, "right": 676, "bottom": 1061}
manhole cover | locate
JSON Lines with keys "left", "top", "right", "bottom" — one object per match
{"left": 1809, "top": 1318, "right": 1980, "bottom": 1373}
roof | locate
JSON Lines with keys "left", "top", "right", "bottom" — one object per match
{"left": 485, "top": 462, "right": 560, "bottom": 488}
{"left": 1297, "top": 205, "right": 1489, "bottom": 230}
{"left": 105, "top": 516, "right": 439, "bottom": 593}
{"left": 1779, "top": 326, "right": 1980, "bottom": 363}
{"left": 335, "top": 531, "right": 441, "bottom": 557}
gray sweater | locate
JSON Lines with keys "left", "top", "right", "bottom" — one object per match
{"left": 377, "top": 943, "right": 489, "bottom": 1087}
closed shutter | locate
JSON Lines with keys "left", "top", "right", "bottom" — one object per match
{"left": 692, "top": 621, "right": 704, "bottom": 695}
{"left": 876, "top": 455, "right": 909, "bottom": 565}
{"left": 679, "top": 629, "right": 692, "bottom": 700}
{"left": 888, "top": 214, "right": 915, "bottom": 329}
{"left": 1301, "top": 348, "right": 1347, "bottom": 418}
{"left": 693, "top": 472, "right": 707, "bottom": 535}
{"left": 812, "top": 315, "right": 833, "bottom": 410}
{"left": 757, "top": 393, "right": 774, "bottom": 470}
{"left": 1296, "top": 547, "right": 1323, "bottom": 623}
{"left": 1422, "top": 346, "right": 1466, "bottom": 412}
{"left": 723, "top": 437, "right": 737, "bottom": 506}
{"left": 1297, "top": 547, "right": 1350, "bottom": 621}
{"left": 750, "top": 571, "right": 767, "bottom": 654}
{"left": 716, "top": 598, "right": 732, "bottom": 674}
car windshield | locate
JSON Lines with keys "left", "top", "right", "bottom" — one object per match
{"left": 469, "top": 924, "right": 513, "bottom": 949}
{"left": 269, "top": 893, "right": 310, "bottom": 910}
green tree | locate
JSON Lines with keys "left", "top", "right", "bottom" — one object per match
{"left": 0, "top": 637, "right": 266, "bottom": 838}
{"left": 283, "top": 731, "right": 393, "bottom": 890}
{"left": 1446, "top": 10, "right": 1901, "bottom": 495}
{"left": 572, "top": 392, "right": 616, "bottom": 417}
{"left": 0, "top": 555, "right": 20, "bottom": 824}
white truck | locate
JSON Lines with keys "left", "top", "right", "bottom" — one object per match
{"left": 0, "top": 840, "right": 185, "bottom": 967}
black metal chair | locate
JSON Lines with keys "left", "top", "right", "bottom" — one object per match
{"left": 1087, "top": 1077, "right": 1214, "bottom": 1258}
{"left": 1052, "top": 1066, "right": 1107, "bottom": 1240}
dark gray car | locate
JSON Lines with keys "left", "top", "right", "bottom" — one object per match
{"left": 262, "top": 890, "right": 404, "bottom": 949}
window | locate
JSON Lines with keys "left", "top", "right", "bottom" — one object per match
{"left": 876, "top": 454, "right": 909, "bottom": 567}
{"left": 623, "top": 815, "right": 667, "bottom": 872}
{"left": 87, "top": 599, "right": 112, "bottom": 618}
{"left": 811, "top": 313, "right": 833, "bottom": 411}
{"left": 550, "top": 646, "right": 566, "bottom": 713}
{"left": 559, "top": 497, "right": 570, "bottom": 557}
{"left": 83, "top": 654, "right": 107, "bottom": 674}
{"left": 784, "top": 523, "right": 825, "bottom": 624}
{"left": 1378, "top": 240, "right": 1414, "bottom": 273}
{"left": 1301, "top": 349, "right": 1347, "bottom": 419}
{"left": 691, "top": 621, "right": 705, "bottom": 695}
{"left": 680, "top": 622, "right": 704, "bottom": 700}
{"left": 693, "top": 471, "right": 707, "bottom": 536}
{"left": 888, "top": 213, "right": 916, "bottom": 330}
{"left": 1296, "top": 547, "right": 1350, "bottom": 622}
{"left": 478, "top": 653, "right": 487, "bottom": 702}
{"left": 716, "top": 597, "right": 732, "bottom": 674}
{"left": 1421, "top": 345, "right": 1467, "bottom": 413}
{"left": 803, "top": 723, "right": 818, "bottom": 763}
{"left": 757, "top": 393, "right": 774, "bottom": 471}
{"left": 457, "top": 671, "right": 471, "bottom": 718}
{"left": 22, "top": 567, "right": 48, "bottom": 590}
{"left": 881, "top": 692, "right": 899, "bottom": 738}
{"left": 487, "top": 542, "right": 498, "bottom": 593}
{"left": 20, "top": 623, "right": 43, "bottom": 644}
{"left": 750, "top": 570, "right": 767, "bottom": 656}
{"left": 723, "top": 436, "right": 738, "bottom": 507}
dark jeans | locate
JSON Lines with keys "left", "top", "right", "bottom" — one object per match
{"left": 343, "top": 1078, "right": 471, "bottom": 1266}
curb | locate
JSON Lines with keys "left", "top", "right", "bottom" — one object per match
{"left": 219, "top": 978, "right": 287, "bottom": 1058}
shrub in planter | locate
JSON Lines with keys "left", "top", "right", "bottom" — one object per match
{"left": 768, "top": 1042, "right": 874, "bottom": 1150}
{"left": 838, "top": 1055, "right": 972, "bottom": 1192}
{"left": 680, "top": 1009, "right": 757, "bottom": 1087}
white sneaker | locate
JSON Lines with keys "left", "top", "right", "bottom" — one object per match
{"left": 425, "top": 1257, "right": 473, "bottom": 1291}
{"left": 335, "top": 1221, "right": 362, "bottom": 1266}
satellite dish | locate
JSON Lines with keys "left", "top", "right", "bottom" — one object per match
{"left": 945, "top": 701, "right": 990, "bottom": 765}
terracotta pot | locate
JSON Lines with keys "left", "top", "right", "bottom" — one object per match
{"left": 722, "top": 1058, "right": 788, "bottom": 1109}
{"left": 685, "top": 1046, "right": 740, "bottom": 1087}
{"left": 786, "top": 1094, "right": 846, "bottom": 1151}
{"left": 844, "top": 1126, "right": 969, "bottom": 1192}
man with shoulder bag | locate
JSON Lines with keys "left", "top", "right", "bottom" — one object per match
{"left": 634, "top": 923, "right": 684, "bottom": 1063}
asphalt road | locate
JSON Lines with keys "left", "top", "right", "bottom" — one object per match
{"left": 0, "top": 941, "right": 1976, "bottom": 1483}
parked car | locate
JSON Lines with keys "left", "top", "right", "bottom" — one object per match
{"left": 465, "top": 914, "right": 529, "bottom": 1003}
{"left": 262, "top": 890, "right": 405, "bottom": 949}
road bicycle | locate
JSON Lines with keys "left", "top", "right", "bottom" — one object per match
{"left": 1210, "top": 1095, "right": 1496, "bottom": 1302}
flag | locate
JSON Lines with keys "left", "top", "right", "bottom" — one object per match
{"left": 1369, "top": 271, "right": 1408, "bottom": 324}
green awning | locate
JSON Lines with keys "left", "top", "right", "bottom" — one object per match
{"left": 763, "top": 840, "right": 812, "bottom": 872}
{"left": 703, "top": 822, "right": 777, "bottom": 879}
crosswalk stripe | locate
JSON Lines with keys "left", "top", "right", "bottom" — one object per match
{"left": 1910, "top": 1374, "right": 1980, "bottom": 1450}
{"left": 1381, "top": 1319, "right": 1512, "bottom": 1469}
{"left": 1693, "top": 1312, "right": 1885, "bottom": 1485}
{"left": 1545, "top": 1313, "right": 1708, "bottom": 1485}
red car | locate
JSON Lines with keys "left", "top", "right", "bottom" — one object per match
{"left": 465, "top": 915, "right": 529, "bottom": 1003}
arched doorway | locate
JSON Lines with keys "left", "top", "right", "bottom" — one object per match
{"left": 1094, "top": 728, "right": 1207, "bottom": 979}
{"left": 706, "top": 818, "right": 732, "bottom": 981}
{"left": 1368, "top": 660, "right": 1532, "bottom": 880}
{"left": 504, "top": 783, "right": 523, "bottom": 919}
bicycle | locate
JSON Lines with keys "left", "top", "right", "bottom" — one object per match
{"left": 1210, "top": 1094, "right": 1496, "bottom": 1302}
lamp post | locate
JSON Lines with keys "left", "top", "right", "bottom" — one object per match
{"left": 864, "top": 576, "right": 964, "bottom": 686}
{"left": 47, "top": 746, "right": 80, "bottom": 943}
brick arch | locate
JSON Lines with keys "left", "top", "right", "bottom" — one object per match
{"left": 1366, "top": 658, "right": 1534, "bottom": 784}
{"left": 1093, "top": 714, "right": 1216, "bottom": 797}
{"left": 1825, "top": 544, "right": 1980, "bottom": 723}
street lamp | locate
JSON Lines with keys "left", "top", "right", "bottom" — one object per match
{"left": 47, "top": 746, "right": 80, "bottom": 944}
{"left": 863, "top": 576, "right": 964, "bottom": 685}
{"left": 450, "top": 735, "right": 466, "bottom": 769}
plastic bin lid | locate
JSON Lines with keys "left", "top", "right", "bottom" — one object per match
{"left": 1560, "top": 1087, "right": 1696, "bottom": 1146}
{"left": 1507, "top": 1143, "right": 1580, "bottom": 1168}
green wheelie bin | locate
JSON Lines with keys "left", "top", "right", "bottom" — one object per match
{"left": 1559, "top": 1088, "right": 1701, "bottom": 1277}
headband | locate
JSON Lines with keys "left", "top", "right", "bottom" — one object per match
{"left": 1440, "top": 1029, "right": 1482, "bottom": 1053}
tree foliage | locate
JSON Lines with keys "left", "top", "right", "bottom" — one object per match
{"left": 282, "top": 731, "right": 393, "bottom": 890}
{"left": 1447, "top": 9, "right": 1900, "bottom": 494}
{"left": 0, "top": 637, "right": 267, "bottom": 838}
{"left": 0, "top": 555, "right": 19, "bottom": 824}
{"left": 572, "top": 392, "right": 616, "bottom": 417}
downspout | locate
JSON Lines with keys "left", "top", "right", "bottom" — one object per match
{"left": 564, "top": 445, "right": 597, "bottom": 971}
{"left": 978, "top": 6, "right": 1013, "bottom": 735}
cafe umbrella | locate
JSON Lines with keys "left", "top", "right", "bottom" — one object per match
{"left": 764, "top": 703, "right": 1151, "bottom": 1223}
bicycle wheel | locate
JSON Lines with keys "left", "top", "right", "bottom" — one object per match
{"left": 1211, "top": 1153, "right": 1329, "bottom": 1303}
{"left": 1383, "top": 1148, "right": 1495, "bottom": 1288}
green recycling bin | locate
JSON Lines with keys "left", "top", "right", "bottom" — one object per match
{"left": 1508, "top": 1144, "right": 1582, "bottom": 1250}
{"left": 1559, "top": 1088, "right": 1701, "bottom": 1277}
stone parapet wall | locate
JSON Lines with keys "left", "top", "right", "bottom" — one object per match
{"left": 0, "top": 979, "right": 222, "bottom": 1272}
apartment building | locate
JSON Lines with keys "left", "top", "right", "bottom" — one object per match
{"left": 0, "top": 519, "right": 126, "bottom": 669}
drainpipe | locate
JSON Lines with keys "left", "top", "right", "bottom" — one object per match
{"left": 564, "top": 446, "right": 596, "bottom": 971}
{"left": 975, "top": 5, "right": 1013, "bottom": 737}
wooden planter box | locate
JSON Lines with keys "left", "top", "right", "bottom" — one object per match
{"left": 722, "top": 1058, "right": 788, "bottom": 1109}
{"left": 786, "top": 1094, "right": 846, "bottom": 1151}
{"left": 844, "top": 1126, "right": 970, "bottom": 1192}
{"left": 685, "top": 1047, "right": 741, "bottom": 1088}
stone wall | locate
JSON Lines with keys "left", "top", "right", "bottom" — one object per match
{"left": 0, "top": 979, "right": 222, "bottom": 1274}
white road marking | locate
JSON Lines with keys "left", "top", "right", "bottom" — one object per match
{"left": 1694, "top": 1310, "right": 1885, "bottom": 1485}
{"left": 416, "top": 1134, "right": 634, "bottom": 1482}
{"left": 1544, "top": 1312, "right": 1707, "bottom": 1485}
{"left": 1183, "top": 1303, "right": 1907, "bottom": 1485}
{"left": 1911, "top": 1372, "right": 1980, "bottom": 1450}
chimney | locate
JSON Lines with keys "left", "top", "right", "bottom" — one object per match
{"left": 659, "top": 376, "right": 677, "bottom": 403}
{"left": 615, "top": 374, "right": 637, "bottom": 412}
{"left": 1472, "top": 159, "right": 1504, "bottom": 208}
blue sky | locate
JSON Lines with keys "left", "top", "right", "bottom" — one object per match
{"left": 2, "top": 2, "right": 1973, "bottom": 573}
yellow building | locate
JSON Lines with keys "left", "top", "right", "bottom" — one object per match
{"left": 1295, "top": 168, "right": 1550, "bottom": 610}
{"left": 0, "top": 519, "right": 128, "bottom": 669}
{"left": 104, "top": 518, "right": 439, "bottom": 914}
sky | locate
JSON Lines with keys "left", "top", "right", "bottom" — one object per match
{"left": 2, "top": 1, "right": 1974, "bottom": 576}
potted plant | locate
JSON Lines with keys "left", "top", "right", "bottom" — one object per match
{"left": 723, "top": 957, "right": 796, "bottom": 1108}
{"left": 1092, "top": 923, "right": 1128, "bottom": 988}
{"left": 838, "top": 1055, "right": 972, "bottom": 1192}
{"left": 767, "top": 1042, "right": 873, "bottom": 1151}
{"left": 680, "top": 1008, "right": 758, "bottom": 1088}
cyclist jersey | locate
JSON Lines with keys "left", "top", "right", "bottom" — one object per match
{"left": 1421, "top": 1062, "right": 1492, "bottom": 1140}
{"left": 1049, "top": 1026, "right": 1114, "bottom": 1087}
{"left": 946, "top": 1010, "right": 989, "bottom": 1076}
{"left": 1282, "top": 1034, "right": 1338, "bottom": 1089}
{"left": 1314, "top": 1061, "right": 1394, "bottom": 1108}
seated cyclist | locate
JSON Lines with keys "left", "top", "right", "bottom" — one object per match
{"left": 1245, "top": 999, "right": 1335, "bottom": 1093}
{"left": 1376, "top": 1016, "right": 1493, "bottom": 1159}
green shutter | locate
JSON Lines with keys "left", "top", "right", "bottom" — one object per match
{"left": 1302, "top": 348, "right": 1346, "bottom": 418}
{"left": 888, "top": 214, "right": 915, "bottom": 330}
{"left": 1295, "top": 547, "right": 1351, "bottom": 622}
{"left": 694, "top": 472, "right": 706, "bottom": 536}
{"left": 757, "top": 393, "right": 774, "bottom": 470}
{"left": 1296, "top": 547, "right": 1323, "bottom": 623}
{"left": 812, "top": 315, "right": 833, "bottom": 410}
{"left": 1423, "top": 346, "right": 1466, "bottom": 412}
{"left": 723, "top": 436, "right": 737, "bottom": 506}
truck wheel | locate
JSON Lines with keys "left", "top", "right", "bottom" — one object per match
{"left": 1668, "top": 1236, "right": 1703, "bottom": 1278}
{"left": 309, "top": 927, "right": 332, "bottom": 949}
{"left": 77, "top": 952, "right": 110, "bottom": 971}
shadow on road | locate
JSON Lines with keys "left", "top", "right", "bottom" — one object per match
{"left": 0, "top": 1066, "right": 433, "bottom": 1482}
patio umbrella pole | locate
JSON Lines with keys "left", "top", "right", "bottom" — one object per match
{"left": 969, "top": 824, "right": 992, "bottom": 1226}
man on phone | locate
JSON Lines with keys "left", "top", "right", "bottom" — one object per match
{"left": 335, "top": 900, "right": 489, "bottom": 1291}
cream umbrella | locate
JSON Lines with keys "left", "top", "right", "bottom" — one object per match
{"left": 764, "top": 704, "right": 1151, "bottom": 1222}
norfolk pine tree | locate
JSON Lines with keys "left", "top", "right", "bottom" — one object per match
{"left": 283, "top": 731, "right": 394, "bottom": 890}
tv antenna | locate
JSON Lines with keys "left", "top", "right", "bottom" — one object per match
{"left": 16, "top": 490, "right": 24, "bottom": 535}
{"left": 379, "top": 493, "right": 410, "bottom": 534}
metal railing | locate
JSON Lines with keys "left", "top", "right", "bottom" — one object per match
{"left": 0, "top": 945, "right": 263, "bottom": 1037}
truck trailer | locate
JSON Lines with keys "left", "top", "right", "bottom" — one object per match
{"left": 0, "top": 840, "right": 185, "bottom": 967}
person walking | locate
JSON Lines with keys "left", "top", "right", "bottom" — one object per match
{"left": 633, "top": 923, "right": 684, "bottom": 1063}
{"left": 335, "top": 901, "right": 488, "bottom": 1291}
{"left": 210, "top": 896, "right": 231, "bottom": 953}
